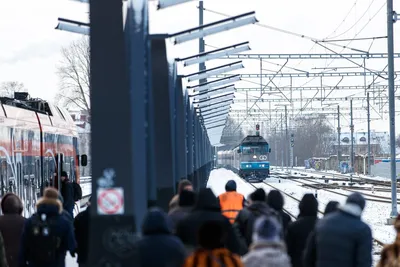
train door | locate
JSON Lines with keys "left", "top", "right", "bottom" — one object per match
{"left": 32, "top": 157, "right": 40, "bottom": 211}
{"left": 14, "top": 153, "right": 25, "bottom": 216}
{"left": 22, "top": 158, "right": 34, "bottom": 216}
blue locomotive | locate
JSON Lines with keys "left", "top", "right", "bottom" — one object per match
{"left": 234, "top": 134, "right": 271, "bottom": 181}
{"left": 217, "top": 129, "right": 271, "bottom": 182}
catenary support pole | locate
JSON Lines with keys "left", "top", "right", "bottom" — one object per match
{"left": 88, "top": 0, "right": 146, "bottom": 265}
{"left": 281, "top": 113, "right": 284, "bottom": 170}
{"left": 367, "top": 92, "right": 371, "bottom": 175}
{"left": 285, "top": 105, "right": 288, "bottom": 171}
{"left": 274, "top": 127, "right": 278, "bottom": 167}
{"left": 337, "top": 105, "right": 341, "bottom": 172}
{"left": 350, "top": 99, "right": 354, "bottom": 173}
{"left": 387, "top": 0, "right": 398, "bottom": 218}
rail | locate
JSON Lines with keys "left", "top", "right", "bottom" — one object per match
{"left": 222, "top": 166, "right": 386, "bottom": 247}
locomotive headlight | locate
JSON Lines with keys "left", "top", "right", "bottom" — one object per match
{"left": 253, "top": 155, "right": 257, "bottom": 159}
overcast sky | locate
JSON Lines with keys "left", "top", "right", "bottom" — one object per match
{"left": 1, "top": 0, "right": 399, "bottom": 137}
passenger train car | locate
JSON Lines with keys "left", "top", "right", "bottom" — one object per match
{"left": 218, "top": 134, "right": 271, "bottom": 182}
{"left": 0, "top": 92, "right": 87, "bottom": 217}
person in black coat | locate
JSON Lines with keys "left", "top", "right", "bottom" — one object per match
{"left": 303, "top": 193, "right": 372, "bottom": 267}
{"left": 135, "top": 207, "right": 186, "bottom": 267}
{"left": 175, "top": 188, "right": 247, "bottom": 256}
{"left": 74, "top": 197, "right": 91, "bottom": 267}
{"left": 267, "top": 190, "right": 292, "bottom": 235}
{"left": 285, "top": 193, "right": 318, "bottom": 267}
{"left": 234, "top": 188, "right": 280, "bottom": 248}
{"left": 168, "top": 190, "right": 196, "bottom": 233}
{"left": 0, "top": 193, "right": 26, "bottom": 267}
{"left": 60, "top": 171, "right": 75, "bottom": 218}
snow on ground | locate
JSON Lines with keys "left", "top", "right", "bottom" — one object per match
{"left": 292, "top": 167, "right": 391, "bottom": 182}
{"left": 208, "top": 168, "right": 397, "bottom": 245}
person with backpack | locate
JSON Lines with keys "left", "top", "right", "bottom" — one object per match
{"left": 60, "top": 171, "right": 76, "bottom": 218}
{"left": 19, "top": 187, "right": 76, "bottom": 267}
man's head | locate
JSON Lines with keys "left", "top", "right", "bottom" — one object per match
{"left": 225, "top": 180, "right": 237, "bottom": 192}
{"left": 198, "top": 220, "right": 226, "bottom": 249}
{"left": 178, "top": 179, "right": 193, "bottom": 194}
{"left": 61, "top": 171, "right": 68, "bottom": 182}
{"left": 1, "top": 193, "right": 23, "bottom": 215}
{"left": 346, "top": 192, "right": 366, "bottom": 211}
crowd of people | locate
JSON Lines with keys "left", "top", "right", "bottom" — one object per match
{"left": 0, "top": 177, "right": 398, "bottom": 266}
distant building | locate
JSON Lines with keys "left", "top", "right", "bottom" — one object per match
{"left": 330, "top": 131, "right": 390, "bottom": 156}
{"left": 68, "top": 109, "right": 91, "bottom": 176}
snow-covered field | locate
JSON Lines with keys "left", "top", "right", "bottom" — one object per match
{"left": 207, "top": 168, "right": 398, "bottom": 264}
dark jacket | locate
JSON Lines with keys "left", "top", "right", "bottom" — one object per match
{"left": 303, "top": 203, "right": 372, "bottom": 267}
{"left": 0, "top": 193, "right": 26, "bottom": 267}
{"left": 0, "top": 214, "right": 25, "bottom": 267}
{"left": 168, "top": 206, "right": 191, "bottom": 233}
{"left": 285, "top": 194, "right": 318, "bottom": 267}
{"left": 74, "top": 206, "right": 90, "bottom": 264}
{"left": 234, "top": 201, "right": 280, "bottom": 247}
{"left": 267, "top": 190, "right": 292, "bottom": 235}
{"left": 19, "top": 198, "right": 76, "bottom": 267}
{"left": 61, "top": 181, "right": 74, "bottom": 213}
{"left": 135, "top": 208, "right": 186, "bottom": 267}
{"left": 175, "top": 188, "right": 247, "bottom": 256}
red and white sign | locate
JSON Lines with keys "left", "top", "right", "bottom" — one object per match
{"left": 97, "top": 188, "right": 124, "bottom": 215}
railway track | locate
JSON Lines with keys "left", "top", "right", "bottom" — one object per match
{"left": 287, "top": 177, "right": 400, "bottom": 205}
{"left": 291, "top": 168, "right": 398, "bottom": 188}
{"left": 224, "top": 167, "right": 386, "bottom": 248}
{"left": 259, "top": 180, "right": 386, "bottom": 248}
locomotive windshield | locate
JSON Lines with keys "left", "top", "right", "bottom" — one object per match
{"left": 241, "top": 145, "right": 269, "bottom": 155}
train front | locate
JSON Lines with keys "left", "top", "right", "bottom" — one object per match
{"left": 238, "top": 140, "right": 270, "bottom": 182}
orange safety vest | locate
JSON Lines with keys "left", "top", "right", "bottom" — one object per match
{"left": 218, "top": 192, "right": 244, "bottom": 224}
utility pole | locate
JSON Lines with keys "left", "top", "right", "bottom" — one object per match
{"left": 350, "top": 99, "right": 354, "bottom": 174}
{"left": 337, "top": 105, "right": 341, "bottom": 172}
{"left": 387, "top": 0, "right": 398, "bottom": 219}
{"left": 285, "top": 105, "right": 288, "bottom": 171}
{"left": 367, "top": 92, "right": 371, "bottom": 175}
{"left": 274, "top": 127, "right": 278, "bottom": 167}
{"left": 281, "top": 113, "right": 284, "bottom": 170}
{"left": 290, "top": 133, "right": 294, "bottom": 168}
{"left": 199, "top": 1, "right": 205, "bottom": 74}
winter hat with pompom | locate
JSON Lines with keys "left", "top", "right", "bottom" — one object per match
{"left": 252, "top": 215, "right": 282, "bottom": 244}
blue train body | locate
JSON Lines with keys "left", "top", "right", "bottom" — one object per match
{"left": 217, "top": 134, "right": 271, "bottom": 182}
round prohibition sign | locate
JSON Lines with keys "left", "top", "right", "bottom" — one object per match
{"left": 97, "top": 189, "right": 124, "bottom": 214}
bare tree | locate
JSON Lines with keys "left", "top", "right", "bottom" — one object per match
{"left": 56, "top": 37, "right": 90, "bottom": 114}
{"left": 396, "top": 134, "right": 400, "bottom": 148}
{"left": 219, "top": 117, "right": 245, "bottom": 150}
{"left": 0, "top": 81, "right": 26, "bottom": 97}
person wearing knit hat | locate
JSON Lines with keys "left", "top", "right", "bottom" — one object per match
{"left": 285, "top": 194, "right": 318, "bottom": 267}
{"left": 20, "top": 187, "right": 76, "bottom": 266}
{"left": 303, "top": 192, "right": 372, "bottom": 267}
{"left": 377, "top": 214, "right": 400, "bottom": 267}
{"left": 217, "top": 180, "right": 245, "bottom": 224}
{"left": 242, "top": 216, "right": 291, "bottom": 267}
{"left": 234, "top": 188, "right": 281, "bottom": 248}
